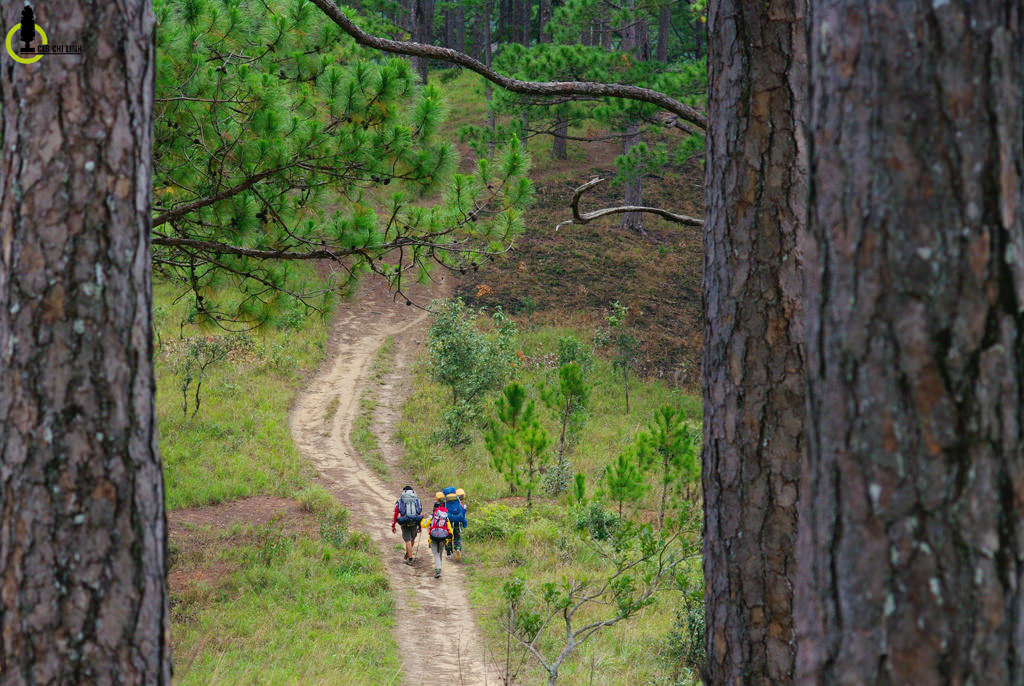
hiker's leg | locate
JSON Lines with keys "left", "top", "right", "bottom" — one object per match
{"left": 432, "top": 540, "right": 443, "bottom": 570}
{"left": 453, "top": 523, "right": 462, "bottom": 551}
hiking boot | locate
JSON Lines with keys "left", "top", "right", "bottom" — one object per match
{"left": 405, "top": 557, "right": 414, "bottom": 565}
{"left": 455, "top": 550, "right": 461, "bottom": 562}
{"left": 434, "top": 569, "right": 441, "bottom": 578}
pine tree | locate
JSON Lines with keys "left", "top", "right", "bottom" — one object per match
{"left": 153, "top": 0, "right": 533, "bottom": 325}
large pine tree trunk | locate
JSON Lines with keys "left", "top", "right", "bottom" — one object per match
{"left": 0, "top": 0, "right": 170, "bottom": 682}
{"left": 796, "top": 2, "right": 1024, "bottom": 683}
{"left": 703, "top": 0, "right": 807, "bottom": 683}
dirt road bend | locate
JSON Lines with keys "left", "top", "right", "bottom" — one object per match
{"left": 290, "top": 282, "right": 500, "bottom": 686}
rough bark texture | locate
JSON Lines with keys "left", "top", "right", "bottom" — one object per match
{"left": 0, "top": 0, "right": 170, "bottom": 683}
{"left": 702, "top": 0, "right": 807, "bottom": 683}
{"left": 796, "top": 2, "right": 1024, "bottom": 683}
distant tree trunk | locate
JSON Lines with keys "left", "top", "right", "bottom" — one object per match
{"left": 702, "top": 0, "right": 807, "bottom": 683}
{"left": 456, "top": 4, "right": 466, "bottom": 52}
{"left": 796, "top": 2, "right": 1024, "bottom": 683}
{"left": 539, "top": 0, "right": 552, "bottom": 43}
{"left": 473, "top": 4, "right": 485, "bottom": 59}
{"left": 411, "top": 0, "right": 435, "bottom": 82}
{"left": 552, "top": 117, "right": 568, "bottom": 160}
{"left": 620, "top": 123, "right": 645, "bottom": 233}
{"left": 619, "top": 6, "right": 650, "bottom": 234}
{"left": 485, "top": 0, "right": 496, "bottom": 154}
{"left": 656, "top": 3, "right": 670, "bottom": 61}
{"left": 444, "top": 8, "right": 454, "bottom": 47}
{"left": 0, "top": 0, "right": 170, "bottom": 682}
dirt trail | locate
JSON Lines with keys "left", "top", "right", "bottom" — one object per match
{"left": 290, "top": 280, "right": 500, "bottom": 686}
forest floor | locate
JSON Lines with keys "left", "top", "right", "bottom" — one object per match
{"left": 288, "top": 275, "right": 501, "bottom": 685}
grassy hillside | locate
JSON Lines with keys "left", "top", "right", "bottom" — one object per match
{"left": 440, "top": 69, "right": 705, "bottom": 388}
{"left": 397, "top": 322, "right": 705, "bottom": 684}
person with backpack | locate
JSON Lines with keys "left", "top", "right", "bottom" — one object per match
{"left": 427, "top": 494, "right": 453, "bottom": 579}
{"left": 442, "top": 487, "right": 468, "bottom": 561}
{"left": 392, "top": 486, "right": 422, "bottom": 565}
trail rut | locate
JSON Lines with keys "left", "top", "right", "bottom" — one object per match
{"left": 289, "top": 281, "right": 500, "bottom": 686}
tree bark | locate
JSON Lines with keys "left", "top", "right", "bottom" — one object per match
{"left": 411, "top": 0, "right": 435, "bottom": 82}
{"left": 456, "top": 4, "right": 466, "bottom": 53}
{"left": 796, "top": 2, "right": 1024, "bottom": 683}
{"left": 656, "top": 3, "right": 670, "bottom": 61}
{"left": 552, "top": 117, "right": 568, "bottom": 160}
{"left": 619, "top": 123, "right": 646, "bottom": 233}
{"left": 702, "top": 0, "right": 807, "bottom": 683}
{"left": 0, "top": 0, "right": 170, "bottom": 682}
{"left": 539, "top": 0, "right": 552, "bottom": 43}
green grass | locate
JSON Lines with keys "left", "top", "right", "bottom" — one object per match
{"left": 154, "top": 279, "right": 402, "bottom": 682}
{"left": 155, "top": 282, "right": 328, "bottom": 510}
{"left": 397, "top": 322, "right": 704, "bottom": 684}
{"left": 172, "top": 520, "right": 401, "bottom": 685}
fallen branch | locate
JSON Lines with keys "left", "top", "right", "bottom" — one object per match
{"left": 306, "top": 0, "right": 707, "bottom": 130}
{"left": 556, "top": 177, "right": 704, "bottom": 230}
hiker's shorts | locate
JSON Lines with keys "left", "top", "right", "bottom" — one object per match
{"left": 400, "top": 523, "right": 419, "bottom": 542}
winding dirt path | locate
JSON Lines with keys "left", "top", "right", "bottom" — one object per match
{"left": 289, "top": 280, "right": 499, "bottom": 686}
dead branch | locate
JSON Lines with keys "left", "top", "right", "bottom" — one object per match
{"left": 306, "top": 0, "right": 707, "bottom": 131}
{"left": 556, "top": 177, "right": 704, "bottom": 230}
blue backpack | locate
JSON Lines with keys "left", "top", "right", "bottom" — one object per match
{"left": 443, "top": 486, "right": 467, "bottom": 525}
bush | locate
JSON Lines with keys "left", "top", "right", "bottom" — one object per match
{"left": 471, "top": 503, "right": 528, "bottom": 540}
{"left": 572, "top": 502, "right": 618, "bottom": 541}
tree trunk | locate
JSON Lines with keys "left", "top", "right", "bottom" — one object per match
{"left": 456, "top": 4, "right": 466, "bottom": 53}
{"left": 444, "top": 8, "right": 454, "bottom": 47}
{"left": 0, "top": 0, "right": 170, "bottom": 682}
{"left": 796, "top": 2, "right": 1024, "bottom": 683}
{"left": 485, "top": 0, "right": 495, "bottom": 154}
{"left": 656, "top": 3, "right": 670, "bottom": 61}
{"left": 539, "top": 0, "right": 552, "bottom": 43}
{"left": 702, "top": 0, "right": 807, "bottom": 683}
{"left": 412, "top": 0, "right": 435, "bottom": 82}
{"left": 552, "top": 117, "right": 568, "bottom": 160}
{"left": 619, "top": 123, "right": 645, "bottom": 233}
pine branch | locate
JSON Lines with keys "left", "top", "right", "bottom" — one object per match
{"left": 556, "top": 177, "right": 704, "bottom": 230}
{"left": 306, "top": 0, "right": 707, "bottom": 130}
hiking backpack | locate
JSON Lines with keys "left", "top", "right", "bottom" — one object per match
{"left": 429, "top": 509, "right": 450, "bottom": 540}
{"left": 397, "top": 490, "right": 422, "bottom": 524}
{"left": 443, "top": 486, "right": 467, "bottom": 525}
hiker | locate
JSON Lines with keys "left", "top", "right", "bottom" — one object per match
{"left": 442, "top": 487, "right": 468, "bottom": 561}
{"left": 427, "top": 494, "right": 453, "bottom": 579}
{"left": 392, "top": 486, "right": 422, "bottom": 565}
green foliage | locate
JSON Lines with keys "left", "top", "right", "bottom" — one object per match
{"left": 601, "top": 448, "right": 648, "bottom": 521}
{"left": 176, "top": 333, "right": 254, "bottom": 418}
{"left": 428, "top": 298, "right": 519, "bottom": 444}
{"left": 556, "top": 334, "right": 594, "bottom": 375}
{"left": 153, "top": 0, "right": 532, "bottom": 324}
{"left": 595, "top": 301, "right": 641, "bottom": 413}
{"left": 572, "top": 502, "right": 617, "bottom": 541}
{"left": 471, "top": 502, "right": 530, "bottom": 540}
{"left": 540, "top": 361, "right": 590, "bottom": 458}
{"left": 636, "top": 404, "right": 699, "bottom": 527}
{"left": 485, "top": 382, "right": 551, "bottom": 505}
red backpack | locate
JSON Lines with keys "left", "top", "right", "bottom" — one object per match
{"left": 429, "top": 508, "right": 450, "bottom": 540}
